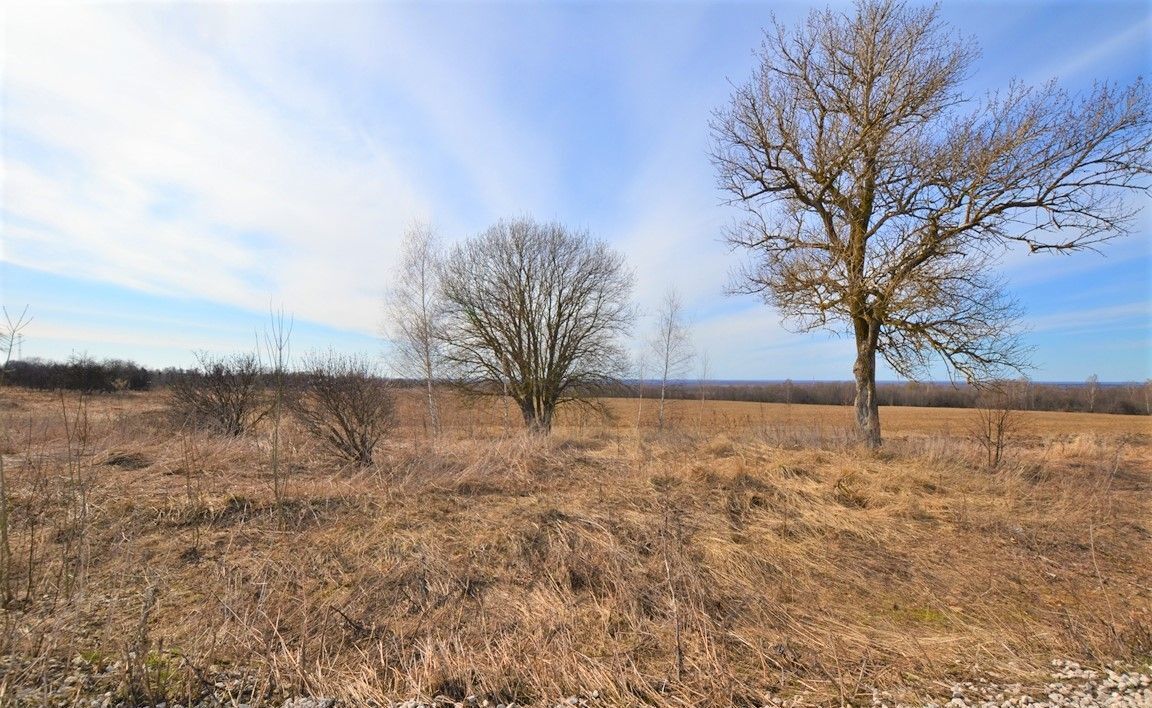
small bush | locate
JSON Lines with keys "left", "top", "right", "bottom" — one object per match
{"left": 969, "top": 382, "right": 1026, "bottom": 468}
{"left": 291, "top": 352, "right": 393, "bottom": 466}
{"left": 168, "top": 352, "right": 268, "bottom": 436}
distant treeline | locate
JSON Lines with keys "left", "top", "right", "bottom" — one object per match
{"left": 615, "top": 379, "right": 1152, "bottom": 416}
{"left": 1, "top": 357, "right": 301, "bottom": 393}
{"left": 3, "top": 358, "right": 1149, "bottom": 415}
{"left": 3, "top": 357, "right": 155, "bottom": 393}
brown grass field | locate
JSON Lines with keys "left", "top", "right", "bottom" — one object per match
{"left": 0, "top": 388, "right": 1149, "bottom": 706}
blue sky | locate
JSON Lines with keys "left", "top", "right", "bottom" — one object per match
{"left": 2, "top": 0, "right": 1149, "bottom": 381}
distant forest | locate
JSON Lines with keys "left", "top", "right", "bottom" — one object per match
{"left": 624, "top": 379, "right": 1151, "bottom": 416}
{"left": 2, "top": 355, "right": 1149, "bottom": 416}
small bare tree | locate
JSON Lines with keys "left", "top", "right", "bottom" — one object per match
{"left": 168, "top": 351, "right": 268, "bottom": 436}
{"left": 263, "top": 307, "right": 293, "bottom": 503}
{"left": 649, "top": 289, "right": 694, "bottom": 431}
{"left": 712, "top": 0, "right": 1152, "bottom": 447}
{"left": 439, "top": 217, "right": 634, "bottom": 433}
{"left": 0, "top": 306, "right": 31, "bottom": 608}
{"left": 970, "top": 382, "right": 1026, "bottom": 469}
{"left": 1085, "top": 374, "right": 1100, "bottom": 414}
{"left": 0, "top": 307, "right": 31, "bottom": 382}
{"left": 635, "top": 350, "right": 647, "bottom": 433}
{"left": 290, "top": 351, "right": 393, "bottom": 466}
{"left": 385, "top": 222, "right": 445, "bottom": 435}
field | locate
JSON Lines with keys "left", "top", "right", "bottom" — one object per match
{"left": 0, "top": 388, "right": 1149, "bottom": 706}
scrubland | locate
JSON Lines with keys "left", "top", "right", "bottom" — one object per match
{"left": 0, "top": 389, "right": 1148, "bottom": 706}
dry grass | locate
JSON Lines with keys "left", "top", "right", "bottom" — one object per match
{"left": 0, "top": 388, "right": 1148, "bottom": 706}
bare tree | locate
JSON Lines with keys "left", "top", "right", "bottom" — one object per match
{"left": 969, "top": 381, "right": 1026, "bottom": 469}
{"left": 291, "top": 351, "right": 393, "bottom": 466}
{"left": 1085, "top": 373, "right": 1100, "bottom": 414}
{"left": 0, "top": 306, "right": 31, "bottom": 608}
{"left": 385, "top": 222, "right": 445, "bottom": 434}
{"left": 712, "top": 0, "right": 1151, "bottom": 447}
{"left": 168, "top": 351, "right": 268, "bottom": 436}
{"left": 438, "top": 217, "right": 634, "bottom": 433}
{"left": 649, "top": 289, "right": 694, "bottom": 431}
{"left": 0, "top": 307, "right": 31, "bottom": 380}
{"left": 263, "top": 306, "right": 293, "bottom": 504}
{"left": 635, "top": 350, "right": 647, "bottom": 433}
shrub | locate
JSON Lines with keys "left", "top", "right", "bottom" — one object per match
{"left": 291, "top": 352, "right": 393, "bottom": 466}
{"left": 969, "top": 382, "right": 1026, "bottom": 469}
{"left": 168, "top": 352, "right": 267, "bottom": 436}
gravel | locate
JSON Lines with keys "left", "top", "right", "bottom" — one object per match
{"left": 855, "top": 660, "right": 1151, "bottom": 708}
{"left": 1, "top": 656, "right": 1148, "bottom": 707}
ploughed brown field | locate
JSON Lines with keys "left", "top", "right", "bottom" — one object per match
{"left": 0, "top": 388, "right": 1148, "bottom": 706}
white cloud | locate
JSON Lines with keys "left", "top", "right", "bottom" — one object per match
{"left": 4, "top": 2, "right": 1147, "bottom": 381}
{"left": 3, "top": 4, "right": 433, "bottom": 333}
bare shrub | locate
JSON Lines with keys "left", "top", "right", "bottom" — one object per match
{"left": 291, "top": 351, "right": 393, "bottom": 466}
{"left": 0, "top": 305, "right": 31, "bottom": 609}
{"left": 168, "top": 351, "right": 267, "bottom": 436}
{"left": 970, "top": 382, "right": 1026, "bottom": 468}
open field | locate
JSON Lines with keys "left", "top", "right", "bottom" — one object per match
{"left": 389, "top": 391, "right": 1152, "bottom": 439}
{"left": 0, "top": 389, "right": 1149, "bottom": 706}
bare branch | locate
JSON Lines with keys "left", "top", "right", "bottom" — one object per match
{"left": 712, "top": 0, "right": 1151, "bottom": 446}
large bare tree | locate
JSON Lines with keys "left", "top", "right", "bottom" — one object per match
{"left": 712, "top": 0, "right": 1151, "bottom": 446}
{"left": 384, "top": 222, "right": 445, "bottom": 434}
{"left": 438, "top": 217, "right": 634, "bottom": 433}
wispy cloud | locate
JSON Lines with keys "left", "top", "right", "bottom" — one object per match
{"left": 1028, "top": 13, "right": 1152, "bottom": 84}
{"left": 4, "top": 4, "right": 430, "bottom": 333}
{"left": 1028, "top": 301, "right": 1152, "bottom": 335}
{"left": 2, "top": 1, "right": 1148, "bottom": 379}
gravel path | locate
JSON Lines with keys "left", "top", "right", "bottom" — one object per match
{"left": 854, "top": 661, "right": 1152, "bottom": 708}
{"left": 916, "top": 660, "right": 1152, "bottom": 708}
{"left": 2, "top": 657, "right": 1149, "bottom": 707}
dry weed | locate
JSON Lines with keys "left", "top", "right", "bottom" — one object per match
{"left": 0, "top": 391, "right": 1146, "bottom": 706}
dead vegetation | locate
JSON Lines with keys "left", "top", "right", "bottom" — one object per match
{"left": 0, "top": 388, "right": 1148, "bottom": 706}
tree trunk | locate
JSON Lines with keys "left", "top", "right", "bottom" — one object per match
{"left": 657, "top": 378, "right": 667, "bottom": 431}
{"left": 852, "top": 319, "right": 882, "bottom": 448}
{"left": 425, "top": 376, "right": 439, "bottom": 435}
{"left": 520, "top": 398, "right": 553, "bottom": 434}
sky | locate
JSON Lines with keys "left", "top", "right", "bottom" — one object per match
{"left": 2, "top": 0, "right": 1150, "bottom": 382}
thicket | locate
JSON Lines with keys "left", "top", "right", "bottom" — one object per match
{"left": 3, "top": 356, "right": 152, "bottom": 392}
{"left": 167, "top": 352, "right": 269, "bottom": 436}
